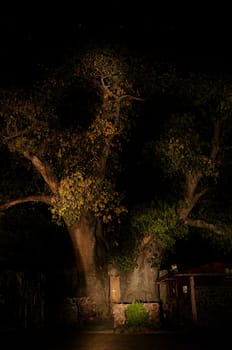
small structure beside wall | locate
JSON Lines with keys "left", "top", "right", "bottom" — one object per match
{"left": 157, "top": 262, "right": 232, "bottom": 328}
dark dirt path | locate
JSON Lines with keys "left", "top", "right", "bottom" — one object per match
{"left": 1, "top": 327, "right": 228, "bottom": 350}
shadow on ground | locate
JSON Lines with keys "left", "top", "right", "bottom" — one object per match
{"left": 1, "top": 325, "right": 230, "bottom": 350}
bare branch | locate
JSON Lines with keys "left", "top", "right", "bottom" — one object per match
{"left": 178, "top": 187, "right": 208, "bottom": 221}
{"left": 2, "top": 127, "right": 32, "bottom": 141}
{"left": 100, "top": 75, "right": 144, "bottom": 102}
{"left": 0, "top": 195, "right": 52, "bottom": 211}
{"left": 96, "top": 83, "right": 143, "bottom": 177}
{"left": 119, "top": 95, "right": 144, "bottom": 102}
{"left": 180, "top": 170, "right": 207, "bottom": 219}
{"left": 184, "top": 217, "right": 224, "bottom": 235}
{"left": 100, "top": 76, "right": 115, "bottom": 97}
{"left": 210, "top": 119, "right": 221, "bottom": 160}
{"left": 23, "top": 151, "right": 59, "bottom": 194}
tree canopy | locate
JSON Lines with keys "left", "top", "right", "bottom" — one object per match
{"left": 119, "top": 71, "right": 232, "bottom": 268}
{"left": 0, "top": 48, "right": 232, "bottom": 271}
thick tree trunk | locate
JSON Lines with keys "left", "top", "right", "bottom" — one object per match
{"left": 122, "top": 263, "right": 160, "bottom": 302}
{"left": 121, "top": 236, "right": 162, "bottom": 302}
{"left": 66, "top": 217, "right": 110, "bottom": 320}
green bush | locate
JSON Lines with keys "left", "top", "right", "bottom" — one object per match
{"left": 125, "top": 301, "right": 150, "bottom": 327}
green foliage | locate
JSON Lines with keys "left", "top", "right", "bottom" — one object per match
{"left": 110, "top": 199, "right": 190, "bottom": 270}
{"left": 51, "top": 171, "right": 127, "bottom": 225}
{"left": 75, "top": 48, "right": 130, "bottom": 90}
{"left": 108, "top": 215, "right": 140, "bottom": 271}
{"left": 110, "top": 254, "right": 138, "bottom": 271}
{"left": 155, "top": 113, "right": 220, "bottom": 179}
{"left": 0, "top": 88, "right": 54, "bottom": 155}
{"left": 125, "top": 301, "right": 149, "bottom": 327}
{"left": 141, "top": 71, "right": 232, "bottom": 260}
{"left": 130, "top": 201, "right": 186, "bottom": 249}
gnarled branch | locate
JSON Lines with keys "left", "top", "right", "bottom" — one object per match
{"left": 0, "top": 195, "right": 52, "bottom": 211}
{"left": 184, "top": 217, "right": 224, "bottom": 235}
{"left": 23, "top": 151, "right": 59, "bottom": 195}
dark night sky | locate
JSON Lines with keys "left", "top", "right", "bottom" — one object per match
{"left": 1, "top": 17, "right": 232, "bottom": 84}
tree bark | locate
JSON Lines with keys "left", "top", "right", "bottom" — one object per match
{"left": 123, "top": 264, "right": 160, "bottom": 302}
{"left": 121, "top": 236, "right": 162, "bottom": 302}
{"left": 66, "top": 217, "right": 110, "bottom": 320}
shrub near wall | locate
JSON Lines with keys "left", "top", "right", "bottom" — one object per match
{"left": 125, "top": 301, "right": 149, "bottom": 327}
{"left": 112, "top": 301, "right": 161, "bottom": 333}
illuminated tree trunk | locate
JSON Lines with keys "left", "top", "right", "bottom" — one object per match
{"left": 66, "top": 217, "right": 110, "bottom": 320}
{"left": 124, "top": 264, "right": 160, "bottom": 302}
{"left": 122, "top": 236, "right": 162, "bottom": 302}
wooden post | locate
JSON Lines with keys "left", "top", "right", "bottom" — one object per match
{"left": 189, "top": 275, "right": 198, "bottom": 322}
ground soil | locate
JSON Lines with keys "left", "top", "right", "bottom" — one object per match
{"left": 1, "top": 325, "right": 229, "bottom": 350}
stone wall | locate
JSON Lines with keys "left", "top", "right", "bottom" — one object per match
{"left": 77, "top": 296, "right": 97, "bottom": 322}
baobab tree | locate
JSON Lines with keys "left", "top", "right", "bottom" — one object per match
{"left": 0, "top": 48, "right": 146, "bottom": 319}
{"left": 113, "top": 73, "right": 232, "bottom": 303}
